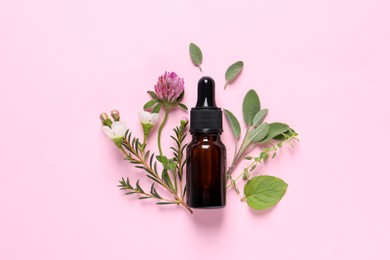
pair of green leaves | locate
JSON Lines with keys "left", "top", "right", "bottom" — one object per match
{"left": 156, "top": 155, "right": 176, "bottom": 172}
{"left": 143, "top": 91, "right": 188, "bottom": 112}
{"left": 224, "top": 89, "right": 290, "bottom": 144}
{"left": 223, "top": 89, "right": 264, "bottom": 141}
{"left": 143, "top": 98, "right": 161, "bottom": 113}
{"left": 189, "top": 43, "right": 244, "bottom": 88}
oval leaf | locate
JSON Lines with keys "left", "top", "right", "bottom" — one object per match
{"left": 178, "top": 103, "right": 188, "bottom": 111}
{"left": 143, "top": 99, "right": 158, "bottom": 109}
{"left": 248, "top": 122, "right": 269, "bottom": 143}
{"left": 224, "top": 61, "right": 244, "bottom": 88}
{"left": 258, "top": 122, "right": 289, "bottom": 143}
{"left": 189, "top": 43, "right": 203, "bottom": 71}
{"left": 253, "top": 109, "right": 268, "bottom": 127}
{"left": 242, "top": 89, "right": 261, "bottom": 127}
{"left": 273, "top": 128, "right": 296, "bottom": 141}
{"left": 224, "top": 109, "right": 241, "bottom": 139}
{"left": 152, "top": 103, "right": 161, "bottom": 113}
{"left": 243, "top": 175, "right": 288, "bottom": 210}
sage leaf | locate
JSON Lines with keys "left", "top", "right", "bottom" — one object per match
{"left": 248, "top": 122, "right": 269, "bottom": 143}
{"left": 258, "top": 122, "right": 289, "bottom": 144}
{"left": 224, "top": 61, "right": 244, "bottom": 88}
{"left": 243, "top": 175, "right": 288, "bottom": 210}
{"left": 243, "top": 89, "right": 261, "bottom": 127}
{"left": 273, "top": 128, "right": 296, "bottom": 141}
{"left": 189, "top": 43, "right": 203, "bottom": 71}
{"left": 253, "top": 109, "right": 268, "bottom": 127}
{"left": 224, "top": 109, "right": 241, "bottom": 139}
{"left": 224, "top": 61, "right": 244, "bottom": 89}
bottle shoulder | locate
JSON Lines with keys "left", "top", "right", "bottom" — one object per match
{"left": 187, "top": 136, "right": 226, "bottom": 151}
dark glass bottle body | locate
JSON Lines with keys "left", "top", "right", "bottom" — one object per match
{"left": 186, "top": 133, "right": 226, "bottom": 208}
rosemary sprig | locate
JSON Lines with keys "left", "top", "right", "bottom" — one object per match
{"left": 119, "top": 130, "right": 193, "bottom": 213}
{"left": 170, "top": 120, "right": 189, "bottom": 199}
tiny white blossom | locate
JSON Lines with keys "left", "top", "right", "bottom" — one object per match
{"left": 103, "top": 121, "right": 127, "bottom": 139}
{"left": 138, "top": 111, "right": 159, "bottom": 125}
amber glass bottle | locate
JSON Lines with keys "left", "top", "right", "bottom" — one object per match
{"left": 186, "top": 76, "right": 226, "bottom": 208}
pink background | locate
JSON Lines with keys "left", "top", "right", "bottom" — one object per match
{"left": 1, "top": 0, "right": 390, "bottom": 259}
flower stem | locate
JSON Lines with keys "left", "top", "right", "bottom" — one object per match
{"left": 158, "top": 111, "right": 169, "bottom": 156}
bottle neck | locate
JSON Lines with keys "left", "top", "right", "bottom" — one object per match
{"left": 192, "top": 133, "right": 221, "bottom": 142}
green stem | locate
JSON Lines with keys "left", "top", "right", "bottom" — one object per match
{"left": 227, "top": 134, "right": 298, "bottom": 190}
{"left": 158, "top": 111, "right": 169, "bottom": 156}
{"left": 121, "top": 137, "right": 193, "bottom": 214}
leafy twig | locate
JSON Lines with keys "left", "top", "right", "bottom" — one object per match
{"left": 227, "top": 130, "right": 298, "bottom": 190}
{"left": 120, "top": 130, "right": 193, "bottom": 213}
{"left": 170, "top": 120, "right": 189, "bottom": 199}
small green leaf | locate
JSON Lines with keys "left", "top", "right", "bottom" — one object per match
{"left": 223, "top": 109, "right": 241, "bottom": 139}
{"left": 259, "top": 122, "right": 289, "bottom": 144}
{"left": 189, "top": 43, "right": 203, "bottom": 71}
{"left": 248, "top": 122, "right": 269, "bottom": 143}
{"left": 253, "top": 109, "right": 268, "bottom": 127}
{"left": 243, "top": 89, "right": 261, "bottom": 127}
{"left": 152, "top": 103, "right": 161, "bottom": 113}
{"left": 144, "top": 99, "right": 158, "bottom": 109}
{"left": 224, "top": 61, "right": 244, "bottom": 88}
{"left": 178, "top": 103, "right": 188, "bottom": 110}
{"left": 147, "top": 91, "right": 158, "bottom": 99}
{"left": 243, "top": 175, "right": 288, "bottom": 210}
{"left": 156, "top": 202, "right": 177, "bottom": 205}
{"left": 273, "top": 128, "right": 296, "bottom": 141}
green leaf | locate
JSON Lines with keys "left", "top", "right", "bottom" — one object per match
{"left": 156, "top": 202, "right": 177, "bottom": 205}
{"left": 152, "top": 103, "right": 161, "bottom": 113}
{"left": 273, "top": 128, "right": 296, "bottom": 141}
{"left": 248, "top": 122, "right": 269, "bottom": 143}
{"left": 147, "top": 91, "right": 158, "bottom": 100}
{"left": 189, "top": 43, "right": 203, "bottom": 71}
{"left": 259, "top": 122, "right": 289, "bottom": 143}
{"left": 223, "top": 109, "right": 241, "bottom": 139}
{"left": 243, "top": 175, "right": 288, "bottom": 210}
{"left": 144, "top": 99, "right": 158, "bottom": 109}
{"left": 253, "top": 109, "right": 268, "bottom": 127}
{"left": 242, "top": 89, "right": 261, "bottom": 127}
{"left": 162, "top": 169, "right": 174, "bottom": 190}
{"left": 224, "top": 61, "right": 244, "bottom": 88}
{"left": 178, "top": 103, "right": 188, "bottom": 110}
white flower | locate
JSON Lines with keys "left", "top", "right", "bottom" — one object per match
{"left": 103, "top": 121, "right": 127, "bottom": 139}
{"left": 138, "top": 111, "right": 159, "bottom": 125}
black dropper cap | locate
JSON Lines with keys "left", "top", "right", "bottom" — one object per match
{"left": 190, "top": 76, "right": 223, "bottom": 134}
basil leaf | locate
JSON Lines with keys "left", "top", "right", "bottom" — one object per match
{"left": 243, "top": 175, "right": 288, "bottom": 210}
